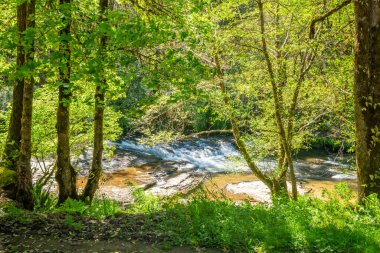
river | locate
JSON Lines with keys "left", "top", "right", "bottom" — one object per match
{"left": 71, "top": 137, "right": 356, "bottom": 203}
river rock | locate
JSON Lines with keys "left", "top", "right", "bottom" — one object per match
{"left": 95, "top": 186, "right": 134, "bottom": 204}
{"left": 149, "top": 172, "right": 207, "bottom": 196}
{"left": 225, "top": 180, "right": 305, "bottom": 203}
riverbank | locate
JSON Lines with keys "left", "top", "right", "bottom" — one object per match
{"left": 1, "top": 185, "right": 379, "bottom": 252}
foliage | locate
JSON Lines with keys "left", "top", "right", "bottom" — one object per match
{"left": 62, "top": 215, "right": 83, "bottom": 231}
{"left": 0, "top": 167, "right": 16, "bottom": 188}
{"left": 32, "top": 180, "right": 57, "bottom": 211}
{"left": 126, "top": 188, "right": 163, "bottom": 213}
{"left": 32, "top": 84, "right": 122, "bottom": 160}
{"left": 0, "top": 1, "right": 373, "bottom": 251}
{"left": 153, "top": 185, "right": 380, "bottom": 252}
{"left": 0, "top": 203, "right": 33, "bottom": 225}
{"left": 56, "top": 198, "right": 121, "bottom": 219}
{"left": 1, "top": 184, "right": 380, "bottom": 252}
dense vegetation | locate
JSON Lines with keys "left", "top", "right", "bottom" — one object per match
{"left": 1, "top": 0, "right": 380, "bottom": 252}
{"left": 2, "top": 184, "right": 380, "bottom": 252}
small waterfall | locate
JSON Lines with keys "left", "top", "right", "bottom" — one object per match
{"left": 119, "top": 138, "right": 249, "bottom": 172}
{"left": 118, "top": 137, "right": 356, "bottom": 180}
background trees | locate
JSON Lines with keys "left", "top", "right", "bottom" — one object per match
{"left": 1, "top": 0, "right": 378, "bottom": 208}
{"left": 180, "top": 0, "right": 353, "bottom": 198}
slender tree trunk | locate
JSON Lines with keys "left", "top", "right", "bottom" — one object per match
{"left": 214, "top": 55, "right": 280, "bottom": 194}
{"left": 81, "top": 0, "right": 108, "bottom": 202}
{"left": 55, "top": 0, "right": 77, "bottom": 204}
{"left": 257, "top": 0, "right": 293, "bottom": 198}
{"left": 353, "top": 0, "right": 380, "bottom": 203}
{"left": 82, "top": 86, "right": 105, "bottom": 202}
{"left": 2, "top": 0, "right": 27, "bottom": 174}
{"left": 15, "top": 0, "right": 36, "bottom": 210}
{"left": 3, "top": 85, "right": 23, "bottom": 173}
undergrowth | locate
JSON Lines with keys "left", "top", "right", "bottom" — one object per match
{"left": 55, "top": 198, "right": 121, "bottom": 219}
{"left": 1, "top": 183, "right": 379, "bottom": 252}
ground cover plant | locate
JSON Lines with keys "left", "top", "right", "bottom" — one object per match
{"left": 1, "top": 184, "right": 379, "bottom": 252}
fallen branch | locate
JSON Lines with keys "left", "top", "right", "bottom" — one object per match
{"left": 188, "top": 130, "right": 233, "bottom": 138}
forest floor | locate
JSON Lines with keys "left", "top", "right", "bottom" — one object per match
{"left": 0, "top": 212, "right": 221, "bottom": 253}
{"left": 0, "top": 235, "right": 221, "bottom": 253}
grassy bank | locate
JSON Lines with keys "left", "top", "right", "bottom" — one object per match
{"left": 1, "top": 184, "right": 379, "bottom": 252}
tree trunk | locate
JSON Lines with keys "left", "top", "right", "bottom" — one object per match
{"left": 353, "top": 0, "right": 380, "bottom": 202}
{"left": 257, "top": 0, "right": 293, "bottom": 198}
{"left": 82, "top": 85, "right": 105, "bottom": 202}
{"left": 214, "top": 54, "right": 274, "bottom": 190}
{"left": 55, "top": 0, "right": 77, "bottom": 204}
{"left": 81, "top": 0, "right": 108, "bottom": 202}
{"left": 3, "top": 86, "right": 23, "bottom": 173}
{"left": 15, "top": 0, "right": 36, "bottom": 210}
{"left": 271, "top": 177, "right": 288, "bottom": 197}
{"left": 2, "top": 0, "right": 27, "bottom": 174}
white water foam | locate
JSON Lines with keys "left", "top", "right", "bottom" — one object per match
{"left": 119, "top": 138, "right": 249, "bottom": 172}
{"left": 119, "top": 138, "right": 356, "bottom": 180}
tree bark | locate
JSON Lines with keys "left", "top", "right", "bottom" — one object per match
{"left": 353, "top": 0, "right": 380, "bottom": 202}
{"left": 81, "top": 0, "right": 109, "bottom": 202}
{"left": 214, "top": 55, "right": 280, "bottom": 194}
{"left": 15, "top": 0, "right": 36, "bottom": 210}
{"left": 2, "top": 0, "right": 27, "bottom": 174}
{"left": 55, "top": 0, "right": 77, "bottom": 204}
{"left": 82, "top": 85, "right": 105, "bottom": 202}
{"left": 257, "top": 0, "right": 294, "bottom": 198}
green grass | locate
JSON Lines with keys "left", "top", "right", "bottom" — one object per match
{"left": 135, "top": 184, "right": 380, "bottom": 252}
{"left": 1, "top": 184, "right": 379, "bottom": 252}
{"left": 154, "top": 195, "right": 380, "bottom": 252}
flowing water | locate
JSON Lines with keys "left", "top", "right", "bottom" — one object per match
{"left": 114, "top": 137, "right": 356, "bottom": 181}
{"left": 35, "top": 137, "right": 356, "bottom": 203}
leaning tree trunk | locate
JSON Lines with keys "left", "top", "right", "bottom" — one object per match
{"left": 55, "top": 0, "right": 77, "bottom": 204}
{"left": 82, "top": 0, "right": 108, "bottom": 202}
{"left": 258, "top": 0, "right": 292, "bottom": 198}
{"left": 15, "top": 0, "right": 36, "bottom": 210}
{"left": 353, "top": 0, "right": 380, "bottom": 203}
{"left": 214, "top": 54, "right": 285, "bottom": 196}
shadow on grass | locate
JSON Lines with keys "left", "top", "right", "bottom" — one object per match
{"left": 1, "top": 192, "right": 379, "bottom": 252}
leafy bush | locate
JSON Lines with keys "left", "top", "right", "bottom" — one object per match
{"left": 0, "top": 203, "right": 33, "bottom": 225}
{"left": 150, "top": 185, "right": 380, "bottom": 253}
{"left": 1, "top": 184, "right": 379, "bottom": 252}
{"left": 62, "top": 214, "right": 83, "bottom": 231}
{"left": 127, "top": 188, "right": 163, "bottom": 213}
{"left": 0, "top": 167, "right": 16, "bottom": 188}
{"left": 56, "top": 198, "right": 121, "bottom": 219}
{"left": 32, "top": 181, "right": 57, "bottom": 211}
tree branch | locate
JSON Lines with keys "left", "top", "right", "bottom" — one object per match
{"left": 309, "top": 0, "right": 352, "bottom": 39}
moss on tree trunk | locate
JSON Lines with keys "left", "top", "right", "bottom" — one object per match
{"left": 55, "top": 0, "right": 77, "bottom": 204}
{"left": 354, "top": 0, "right": 380, "bottom": 202}
{"left": 15, "top": 0, "right": 36, "bottom": 210}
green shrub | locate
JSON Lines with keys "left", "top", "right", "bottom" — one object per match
{"left": 32, "top": 181, "right": 57, "bottom": 211}
{"left": 62, "top": 214, "right": 83, "bottom": 231}
{"left": 2, "top": 184, "right": 379, "bottom": 252}
{"left": 151, "top": 186, "right": 380, "bottom": 252}
{"left": 1, "top": 203, "right": 33, "bottom": 225}
{"left": 126, "top": 188, "right": 162, "bottom": 213}
{"left": 0, "top": 167, "right": 16, "bottom": 188}
{"left": 56, "top": 198, "right": 121, "bottom": 219}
